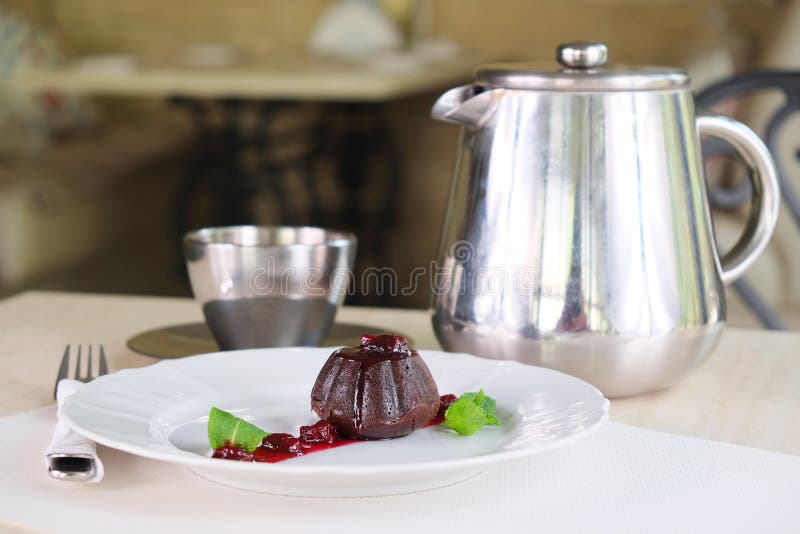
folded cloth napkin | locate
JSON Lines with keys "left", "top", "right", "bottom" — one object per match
{"left": 45, "top": 378, "right": 104, "bottom": 482}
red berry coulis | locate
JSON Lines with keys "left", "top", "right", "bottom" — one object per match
{"left": 212, "top": 394, "right": 454, "bottom": 464}
{"left": 358, "top": 333, "right": 411, "bottom": 356}
{"left": 436, "top": 393, "right": 458, "bottom": 419}
{"left": 212, "top": 445, "right": 254, "bottom": 461}
{"left": 300, "top": 420, "right": 338, "bottom": 444}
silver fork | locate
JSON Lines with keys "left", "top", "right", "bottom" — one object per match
{"left": 52, "top": 345, "right": 109, "bottom": 400}
{"left": 47, "top": 344, "right": 109, "bottom": 481}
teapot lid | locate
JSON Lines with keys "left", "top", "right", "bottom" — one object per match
{"left": 475, "top": 41, "right": 689, "bottom": 92}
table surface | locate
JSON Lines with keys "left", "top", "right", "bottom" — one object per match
{"left": 1, "top": 290, "right": 798, "bottom": 456}
{"left": 12, "top": 59, "right": 475, "bottom": 101}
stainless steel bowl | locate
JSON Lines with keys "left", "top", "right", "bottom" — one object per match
{"left": 183, "top": 226, "right": 357, "bottom": 349}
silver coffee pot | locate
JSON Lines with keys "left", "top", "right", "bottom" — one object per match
{"left": 430, "top": 41, "right": 780, "bottom": 397}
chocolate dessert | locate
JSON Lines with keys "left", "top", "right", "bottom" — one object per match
{"left": 310, "top": 334, "right": 441, "bottom": 439}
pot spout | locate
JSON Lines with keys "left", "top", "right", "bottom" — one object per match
{"left": 431, "top": 84, "right": 502, "bottom": 128}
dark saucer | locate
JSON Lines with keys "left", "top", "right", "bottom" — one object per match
{"left": 127, "top": 322, "right": 413, "bottom": 359}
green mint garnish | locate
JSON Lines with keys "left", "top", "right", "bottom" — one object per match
{"left": 441, "top": 389, "right": 500, "bottom": 436}
{"left": 207, "top": 407, "right": 269, "bottom": 452}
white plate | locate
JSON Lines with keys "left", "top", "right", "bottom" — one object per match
{"left": 62, "top": 348, "right": 609, "bottom": 497}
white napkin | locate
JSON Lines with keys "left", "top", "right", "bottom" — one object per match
{"left": 45, "top": 379, "right": 104, "bottom": 482}
{"left": 3, "top": 407, "right": 798, "bottom": 533}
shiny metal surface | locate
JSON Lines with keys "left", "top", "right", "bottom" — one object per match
{"left": 47, "top": 453, "right": 97, "bottom": 481}
{"left": 430, "top": 75, "right": 780, "bottom": 397}
{"left": 696, "top": 115, "right": 780, "bottom": 283}
{"left": 476, "top": 41, "right": 688, "bottom": 92}
{"left": 556, "top": 41, "right": 608, "bottom": 68}
{"left": 48, "top": 344, "right": 108, "bottom": 481}
{"left": 184, "top": 226, "right": 356, "bottom": 349}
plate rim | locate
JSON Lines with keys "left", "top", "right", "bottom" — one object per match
{"left": 62, "top": 347, "right": 610, "bottom": 475}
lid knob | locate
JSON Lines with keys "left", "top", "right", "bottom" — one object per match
{"left": 556, "top": 41, "right": 608, "bottom": 69}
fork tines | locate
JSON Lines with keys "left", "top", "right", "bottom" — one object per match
{"left": 53, "top": 345, "right": 109, "bottom": 400}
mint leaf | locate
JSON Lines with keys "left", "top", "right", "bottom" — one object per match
{"left": 208, "top": 407, "right": 269, "bottom": 452}
{"left": 442, "top": 397, "right": 488, "bottom": 435}
{"left": 441, "top": 389, "right": 500, "bottom": 436}
{"left": 461, "top": 390, "right": 497, "bottom": 418}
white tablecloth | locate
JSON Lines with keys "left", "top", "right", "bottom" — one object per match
{"left": 1, "top": 406, "right": 798, "bottom": 533}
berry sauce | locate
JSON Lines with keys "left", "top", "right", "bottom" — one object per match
{"left": 357, "top": 334, "right": 411, "bottom": 357}
{"left": 212, "top": 394, "right": 455, "bottom": 464}
{"left": 436, "top": 393, "right": 458, "bottom": 419}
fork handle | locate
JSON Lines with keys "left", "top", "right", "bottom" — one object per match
{"left": 46, "top": 379, "right": 104, "bottom": 482}
{"left": 46, "top": 427, "right": 99, "bottom": 481}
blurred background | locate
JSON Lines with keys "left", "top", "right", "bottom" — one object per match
{"left": 0, "top": 0, "right": 799, "bottom": 328}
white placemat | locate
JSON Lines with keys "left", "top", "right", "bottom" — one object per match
{"left": 0, "top": 406, "right": 798, "bottom": 533}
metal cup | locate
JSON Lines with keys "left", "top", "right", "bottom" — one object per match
{"left": 183, "top": 226, "right": 357, "bottom": 350}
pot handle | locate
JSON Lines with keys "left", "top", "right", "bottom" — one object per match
{"left": 697, "top": 115, "right": 780, "bottom": 284}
